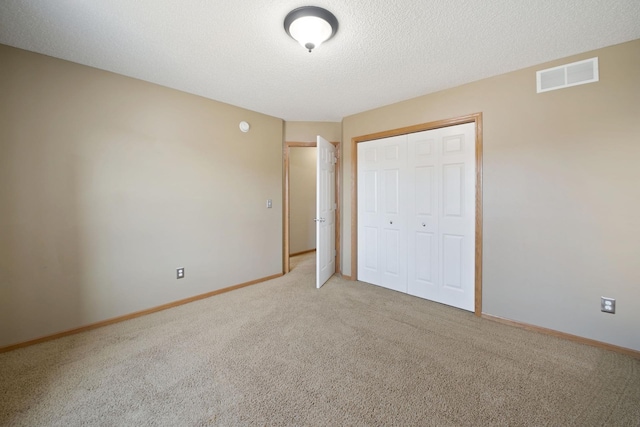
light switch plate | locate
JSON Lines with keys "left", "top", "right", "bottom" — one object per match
{"left": 267, "top": 199, "right": 272, "bottom": 208}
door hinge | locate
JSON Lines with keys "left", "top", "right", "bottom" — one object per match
{"left": 334, "top": 249, "right": 337, "bottom": 257}
{"left": 333, "top": 202, "right": 337, "bottom": 210}
{"left": 333, "top": 156, "right": 337, "bottom": 164}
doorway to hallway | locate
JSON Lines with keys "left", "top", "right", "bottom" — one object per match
{"left": 283, "top": 139, "right": 341, "bottom": 280}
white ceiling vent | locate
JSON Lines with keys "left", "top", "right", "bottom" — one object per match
{"left": 536, "top": 57, "right": 599, "bottom": 93}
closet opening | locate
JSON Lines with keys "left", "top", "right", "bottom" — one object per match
{"left": 350, "top": 113, "right": 483, "bottom": 315}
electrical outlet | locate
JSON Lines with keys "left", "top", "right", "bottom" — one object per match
{"left": 177, "top": 267, "right": 185, "bottom": 279}
{"left": 601, "top": 297, "right": 615, "bottom": 314}
{"left": 267, "top": 199, "right": 272, "bottom": 208}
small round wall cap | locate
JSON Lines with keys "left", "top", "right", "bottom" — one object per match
{"left": 239, "top": 121, "right": 250, "bottom": 132}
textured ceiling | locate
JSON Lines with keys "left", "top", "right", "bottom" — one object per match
{"left": 1, "top": 0, "right": 639, "bottom": 121}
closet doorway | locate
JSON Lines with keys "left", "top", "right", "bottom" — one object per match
{"left": 351, "top": 114, "right": 483, "bottom": 315}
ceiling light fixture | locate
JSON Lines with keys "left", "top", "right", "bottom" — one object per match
{"left": 284, "top": 6, "right": 338, "bottom": 53}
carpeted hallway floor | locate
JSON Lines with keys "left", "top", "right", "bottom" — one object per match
{"left": 1, "top": 253, "right": 639, "bottom": 426}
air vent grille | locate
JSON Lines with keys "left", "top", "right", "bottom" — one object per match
{"left": 537, "top": 57, "right": 599, "bottom": 93}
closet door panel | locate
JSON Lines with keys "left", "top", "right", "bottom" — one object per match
{"left": 357, "top": 136, "right": 407, "bottom": 292}
{"left": 358, "top": 147, "right": 379, "bottom": 284}
{"left": 437, "top": 123, "right": 476, "bottom": 311}
{"left": 408, "top": 133, "right": 439, "bottom": 299}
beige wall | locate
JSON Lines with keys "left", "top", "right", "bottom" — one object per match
{"left": 289, "top": 148, "right": 316, "bottom": 254}
{"left": 2, "top": 38, "right": 638, "bottom": 352}
{"left": 342, "top": 39, "right": 640, "bottom": 351}
{"left": 284, "top": 121, "right": 342, "bottom": 143}
{"left": 0, "top": 44, "right": 284, "bottom": 347}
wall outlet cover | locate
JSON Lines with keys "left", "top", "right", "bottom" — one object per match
{"left": 601, "top": 297, "right": 615, "bottom": 314}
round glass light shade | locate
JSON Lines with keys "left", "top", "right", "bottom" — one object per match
{"left": 284, "top": 7, "right": 338, "bottom": 52}
{"left": 288, "top": 16, "right": 333, "bottom": 51}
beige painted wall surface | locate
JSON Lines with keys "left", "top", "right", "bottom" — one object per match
{"left": 285, "top": 121, "right": 342, "bottom": 143}
{"left": 289, "top": 148, "right": 317, "bottom": 254}
{"left": 342, "top": 39, "right": 640, "bottom": 351}
{"left": 0, "top": 44, "right": 284, "bottom": 348}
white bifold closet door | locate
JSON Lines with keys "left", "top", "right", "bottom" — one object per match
{"left": 357, "top": 135, "right": 408, "bottom": 293}
{"left": 357, "top": 123, "right": 476, "bottom": 312}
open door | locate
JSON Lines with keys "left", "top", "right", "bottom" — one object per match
{"left": 315, "top": 135, "right": 336, "bottom": 288}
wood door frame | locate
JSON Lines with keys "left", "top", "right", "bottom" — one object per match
{"left": 350, "top": 113, "right": 483, "bottom": 316}
{"left": 284, "top": 140, "right": 341, "bottom": 275}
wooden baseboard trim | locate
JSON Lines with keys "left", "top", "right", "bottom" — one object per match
{"left": 340, "top": 274, "right": 353, "bottom": 280}
{"left": 0, "top": 273, "right": 283, "bottom": 354}
{"left": 290, "top": 249, "right": 316, "bottom": 257}
{"left": 481, "top": 313, "right": 640, "bottom": 359}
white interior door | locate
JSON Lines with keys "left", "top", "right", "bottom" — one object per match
{"left": 357, "top": 135, "right": 408, "bottom": 293}
{"left": 357, "top": 123, "right": 476, "bottom": 311}
{"left": 316, "top": 136, "right": 336, "bottom": 288}
{"left": 407, "top": 123, "right": 476, "bottom": 311}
